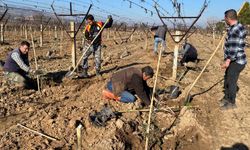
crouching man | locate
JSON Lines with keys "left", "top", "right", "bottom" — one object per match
{"left": 180, "top": 41, "right": 198, "bottom": 66}
{"left": 3, "top": 41, "right": 37, "bottom": 89}
{"left": 102, "top": 66, "right": 154, "bottom": 106}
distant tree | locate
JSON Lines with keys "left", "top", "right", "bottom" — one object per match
{"left": 215, "top": 21, "right": 225, "bottom": 34}
{"left": 238, "top": 2, "right": 250, "bottom": 25}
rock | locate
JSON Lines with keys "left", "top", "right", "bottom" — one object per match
{"left": 28, "top": 106, "right": 35, "bottom": 112}
{"left": 120, "top": 50, "right": 131, "bottom": 59}
{"left": 48, "top": 119, "right": 55, "bottom": 125}
{"left": 115, "top": 119, "right": 124, "bottom": 129}
{"left": 0, "top": 107, "right": 7, "bottom": 117}
{"left": 68, "top": 119, "right": 76, "bottom": 128}
{"left": 185, "top": 62, "right": 197, "bottom": 68}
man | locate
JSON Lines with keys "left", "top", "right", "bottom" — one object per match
{"left": 180, "top": 41, "right": 198, "bottom": 66}
{"left": 79, "top": 14, "right": 113, "bottom": 78}
{"left": 102, "top": 66, "right": 154, "bottom": 106}
{"left": 220, "top": 9, "right": 247, "bottom": 109}
{"left": 3, "top": 41, "right": 37, "bottom": 89}
{"left": 151, "top": 25, "right": 167, "bottom": 55}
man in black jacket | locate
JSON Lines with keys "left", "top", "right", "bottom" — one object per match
{"left": 102, "top": 66, "right": 154, "bottom": 106}
{"left": 180, "top": 42, "right": 198, "bottom": 66}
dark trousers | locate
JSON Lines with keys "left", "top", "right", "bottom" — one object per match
{"left": 224, "top": 62, "right": 245, "bottom": 104}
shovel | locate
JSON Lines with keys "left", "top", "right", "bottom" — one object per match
{"left": 169, "top": 67, "right": 189, "bottom": 99}
{"left": 65, "top": 18, "right": 111, "bottom": 78}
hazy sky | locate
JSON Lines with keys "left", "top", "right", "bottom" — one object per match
{"left": 1, "top": 0, "right": 249, "bottom": 26}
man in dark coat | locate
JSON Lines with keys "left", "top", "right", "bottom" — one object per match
{"left": 3, "top": 41, "right": 37, "bottom": 89}
{"left": 102, "top": 66, "right": 154, "bottom": 106}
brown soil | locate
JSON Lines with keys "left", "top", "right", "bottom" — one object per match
{"left": 0, "top": 30, "right": 249, "bottom": 150}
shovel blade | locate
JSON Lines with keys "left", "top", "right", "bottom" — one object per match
{"left": 65, "top": 71, "right": 74, "bottom": 78}
{"left": 184, "top": 94, "right": 192, "bottom": 105}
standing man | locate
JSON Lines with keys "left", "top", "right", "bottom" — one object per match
{"left": 220, "top": 9, "right": 247, "bottom": 109}
{"left": 151, "top": 25, "right": 167, "bottom": 55}
{"left": 102, "top": 66, "right": 154, "bottom": 106}
{"left": 3, "top": 41, "right": 37, "bottom": 89}
{"left": 79, "top": 14, "right": 113, "bottom": 78}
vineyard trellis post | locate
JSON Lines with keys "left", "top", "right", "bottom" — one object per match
{"left": 0, "top": 15, "right": 10, "bottom": 43}
{"left": 0, "top": 23, "right": 4, "bottom": 43}
{"left": 54, "top": 25, "right": 58, "bottom": 40}
{"left": 172, "top": 30, "right": 181, "bottom": 79}
{"left": 51, "top": 2, "right": 92, "bottom": 69}
{"left": 39, "top": 18, "right": 51, "bottom": 47}
{"left": 40, "top": 24, "right": 43, "bottom": 47}
{"left": 70, "top": 21, "right": 76, "bottom": 68}
{"left": 25, "top": 24, "right": 28, "bottom": 40}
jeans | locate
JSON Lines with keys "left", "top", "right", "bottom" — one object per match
{"left": 82, "top": 44, "right": 101, "bottom": 70}
{"left": 154, "top": 37, "right": 166, "bottom": 53}
{"left": 107, "top": 81, "right": 136, "bottom": 103}
{"left": 224, "top": 61, "right": 245, "bottom": 104}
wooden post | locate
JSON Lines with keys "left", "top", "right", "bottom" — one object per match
{"left": 54, "top": 26, "right": 58, "bottom": 39}
{"left": 48, "top": 25, "right": 51, "bottom": 39}
{"left": 31, "top": 34, "right": 41, "bottom": 93}
{"left": 0, "top": 24, "right": 4, "bottom": 43}
{"left": 25, "top": 25, "right": 28, "bottom": 40}
{"left": 20, "top": 25, "right": 23, "bottom": 37}
{"left": 60, "top": 27, "right": 63, "bottom": 55}
{"left": 212, "top": 26, "right": 215, "bottom": 46}
{"left": 40, "top": 24, "right": 43, "bottom": 47}
{"left": 144, "top": 31, "right": 148, "bottom": 51}
{"left": 172, "top": 30, "right": 181, "bottom": 80}
{"left": 76, "top": 124, "right": 83, "bottom": 150}
{"left": 70, "top": 21, "right": 76, "bottom": 68}
{"left": 130, "top": 33, "right": 133, "bottom": 41}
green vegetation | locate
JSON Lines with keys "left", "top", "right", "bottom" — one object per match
{"left": 238, "top": 2, "right": 250, "bottom": 25}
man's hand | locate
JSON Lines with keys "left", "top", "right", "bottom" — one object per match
{"left": 86, "top": 40, "right": 92, "bottom": 44}
{"left": 221, "top": 59, "right": 231, "bottom": 69}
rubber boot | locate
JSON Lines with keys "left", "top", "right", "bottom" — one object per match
{"left": 79, "top": 69, "right": 89, "bottom": 78}
{"left": 96, "top": 68, "right": 101, "bottom": 76}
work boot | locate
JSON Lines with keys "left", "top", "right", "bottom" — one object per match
{"left": 79, "top": 69, "right": 89, "bottom": 78}
{"left": 153, "top": 51, "right": 158, "bottom": 56}
{"left": 96, "top": 69, "right": 101, "bottom": 76}
{"left": 220, "top": 102, "right": 237, "bottom": 110}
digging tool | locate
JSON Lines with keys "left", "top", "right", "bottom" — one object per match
{"left": 169, "top": 67, "right": 189, "bottom": 99}
{"left": 184, "top": 1, "right": 248, "bottom": 105}
{"left": 65, "top": 18, "right": 111, "bottom": 78}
